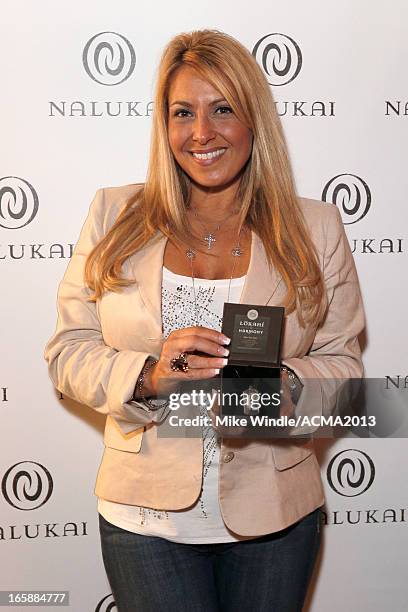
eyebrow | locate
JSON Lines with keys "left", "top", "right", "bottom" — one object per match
{"left": 169, "top": 98, "right": 228, "bottom": 107}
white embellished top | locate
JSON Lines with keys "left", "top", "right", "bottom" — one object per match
{"left": 98, "top": 266, "right": 247, "bottom": 543}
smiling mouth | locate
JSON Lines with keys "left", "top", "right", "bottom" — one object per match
{"left": 190, "top": 148, "right": 227, "bottom": 161}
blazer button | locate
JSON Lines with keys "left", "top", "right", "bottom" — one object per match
{"left": 223, "top": 451, "right": 235, "bottom": 463}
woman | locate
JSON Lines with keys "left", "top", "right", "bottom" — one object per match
{"left": 44, "top": 30, "right": 365, "bottom": 611}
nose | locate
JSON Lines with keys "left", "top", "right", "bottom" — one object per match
{"left": 192, "top": 113, "right": 216, "bottom": 145}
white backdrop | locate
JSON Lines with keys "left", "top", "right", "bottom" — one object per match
{"left": 1, "top": 1, "right": 407, "bottom": 610}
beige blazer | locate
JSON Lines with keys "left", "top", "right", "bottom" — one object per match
{"left": 44, "top": 184, "right": 365, "bottom": 537}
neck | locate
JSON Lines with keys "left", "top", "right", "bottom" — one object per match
{"left": 188, "top": 181, "right": 240, "bottom": 220}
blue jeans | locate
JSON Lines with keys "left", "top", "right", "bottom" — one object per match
{"left": 98, "top": 508, "right": 321, "bottom": 612}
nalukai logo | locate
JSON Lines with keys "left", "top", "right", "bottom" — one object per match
{"left": 0, "top": 177, "right": 75, "bottom": 260}
{"left": 322, "top": 173, "right": 371, "bottom": 224}
{"left": 252, "top": 33, "right": 302, "bottom": 86}
{"left": 82, "top": 31, "right": 136, "bottom": 86}
{"left": 252, "top": 32, "right": 335, "bottom": 117}
{"left": 323, "top": 448, "right": 406, "bottom": 527}
{"left": 0, "top": 177, "right": 39, "bottom": 229}
{"left": 2, "top": 461, "right": 53, "bottom": 510}
{"left": 49, "top": 32, "right": 152, "bottom": 118}
{"left": 322, "top": 173, "right": 405, "bottom": 254}
{"left": 326, "top": 449, "right": 375, "bottom": 497}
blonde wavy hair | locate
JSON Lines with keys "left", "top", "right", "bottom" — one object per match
{"left": 85, "top": 29, "right": 327, "bottom": 328}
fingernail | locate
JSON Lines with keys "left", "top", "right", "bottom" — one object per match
{"left": 214, "top": 369, "right": 220, "bottom": 375}
{"left": 221, "top": 358, "right": 228, "bottom": 366}
{"left": 221, "top": 335, "right": 231, "bottom": 345}
{"left": 218, "top": 347, "right": 229, "bottom": 356}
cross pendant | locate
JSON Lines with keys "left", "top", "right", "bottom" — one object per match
{"left": 204, "top": 233, "right": 216, "bottom": 249}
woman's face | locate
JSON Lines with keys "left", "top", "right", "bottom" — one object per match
{"left": 167, "top": 65, "right": 253, "bottom": 192}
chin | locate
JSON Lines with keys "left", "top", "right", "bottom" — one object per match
{"left": 190, "top": 177, "right": 230, "bottom": 190}
{"left": 187, "top": 169, "right": 234, "bottom": 187}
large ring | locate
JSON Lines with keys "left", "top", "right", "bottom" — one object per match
{"left": 170, "top": 352, "right": 189, "bottom": 373}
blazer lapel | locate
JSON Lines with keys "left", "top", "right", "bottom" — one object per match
{"left": 239, "top": 232, "right": 284, "bottom": 306}
{"left": 129, "top": 232, "right": 167, "bottom": 337}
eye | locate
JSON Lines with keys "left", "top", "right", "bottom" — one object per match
{"left": 215, "top": 106, "right": 233, "bottom": 115}
{"left": 173, "top": 108, "right": 192, "bottom": 118}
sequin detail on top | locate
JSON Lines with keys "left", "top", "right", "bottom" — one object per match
{"left": 161, "top": 266, "right": 245, "bottom": 332}
{"left": 162, "top": 282, "right": 222, "bottom": 331}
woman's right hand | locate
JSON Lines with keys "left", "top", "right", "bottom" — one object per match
{"left": 143, "top": 326, "right": 231, "bottom": 397}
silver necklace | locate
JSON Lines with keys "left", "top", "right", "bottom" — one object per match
{"left": 184, "top": 227, "right": 244, "bottom": 496}
{"left": 185, "top": 228, "right": 243, "bottom": 326}
{"left": 190, "top": 207, "right": 239, "bottom": 250}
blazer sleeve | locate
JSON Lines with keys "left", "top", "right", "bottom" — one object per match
{"left": 44, "top": 188, "right": 168, "bottom": 435}
{"left": 281, "top": 203, "right": 366, "bottom": 433}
